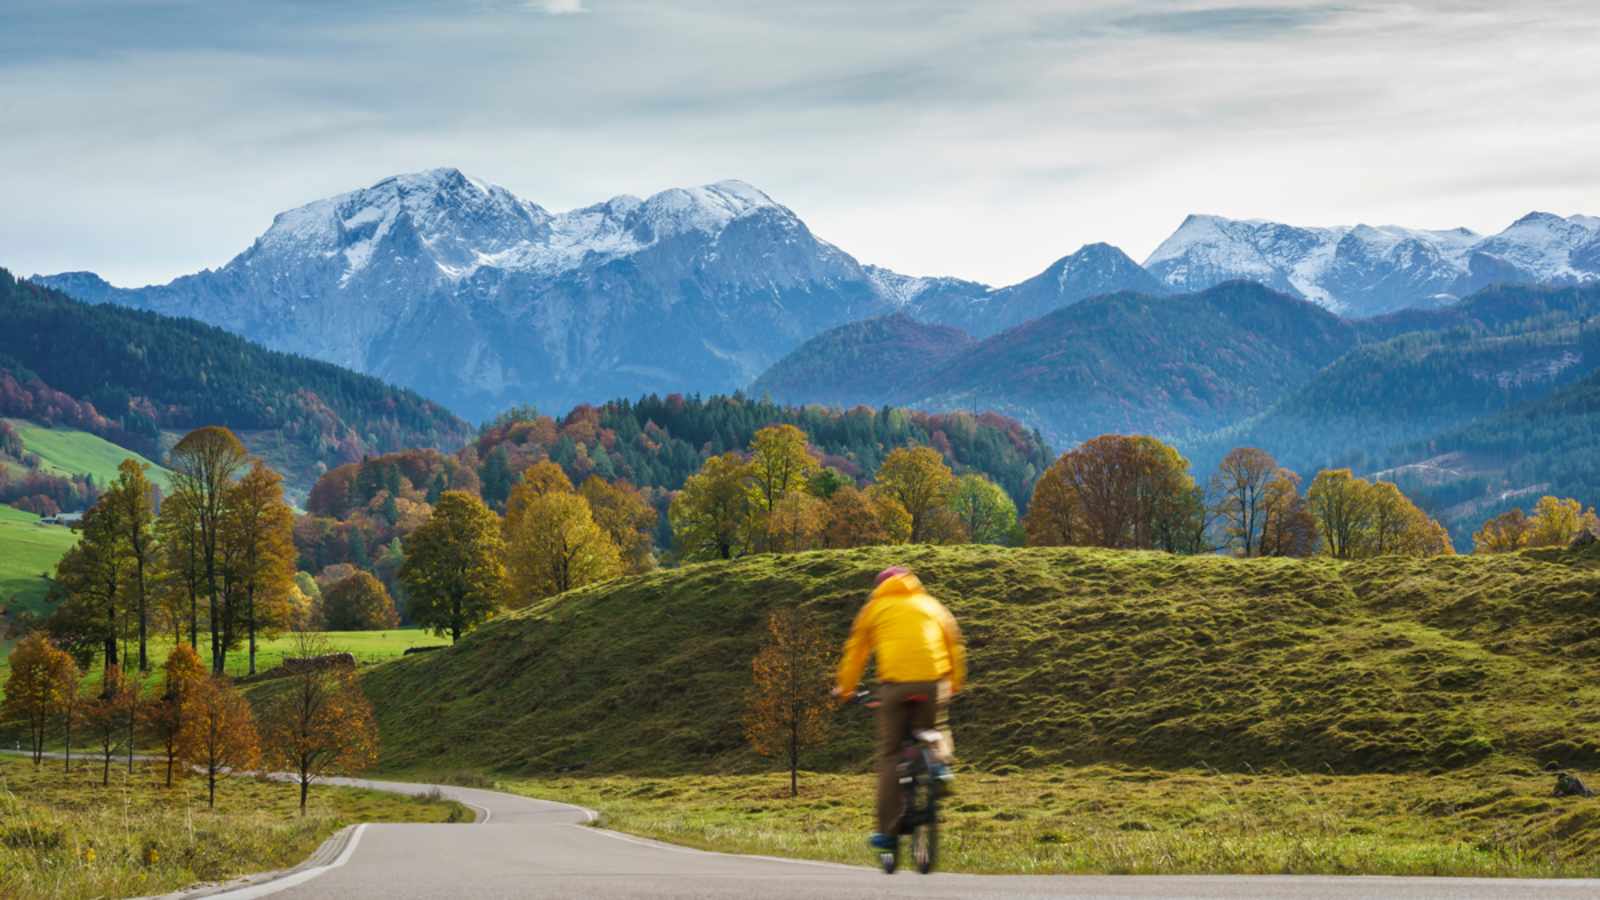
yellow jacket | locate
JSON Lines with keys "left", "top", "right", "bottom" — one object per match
{"left": 836, "top": 573, "right": 966, "bottom": 696}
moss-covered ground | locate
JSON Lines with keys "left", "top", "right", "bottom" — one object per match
{"left": 506, "top": 765, "right": 1600, "bottom": 877}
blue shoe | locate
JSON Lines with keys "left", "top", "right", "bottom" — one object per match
{"left": 869, "top": 832, "right": 896, "bottom": 851}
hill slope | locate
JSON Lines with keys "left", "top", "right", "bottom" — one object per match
{"left": 5, "top": 419, "right": 172, "bottom": 491}
{"left": 363, "top": 544, "right": 1600, "bottom": 777}
{"left": 0, "top": 505, "right": 77, "bottom": 615}
{"left": 0, "top": 267, "right": 472, "bottom": 493}
{"left": 748, "top": 314, "right": 975, "bottom": 409}
{"left": 754, "top": 282, "right": 1360, "bottom": 447}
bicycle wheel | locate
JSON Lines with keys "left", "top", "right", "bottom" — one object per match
{"left": 912, "top": 785, "right": 938, "bottom": 873}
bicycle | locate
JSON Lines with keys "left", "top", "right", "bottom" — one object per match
{"left": 853, "top": 689, "right": 946, "bottom": 875}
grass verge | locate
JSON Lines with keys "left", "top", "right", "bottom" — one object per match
{"left": 504, "top": 765, "right": 1600, "bottom": 878}
{"left": 0, "top": 754, "right": 467, "bottom": 900}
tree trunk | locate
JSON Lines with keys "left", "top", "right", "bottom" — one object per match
{"left": 300, "top": 772, "right": 309, "bottom": 815}
{"left": 207, "top": 548, "right": 220, "bottom": 674}
{"left": 188, "top": 572, "right": 198, "bottom": 649}
{"left": 789, "top": 725, "right": 798, "bottom": 798}
{"left": 136, "top": 554, "right": 149, "bottom": 672}
{"left": 208, "top": 766, "right": 216, "bottom": 808}
{"left": 247, "top": 585, "right": 257, "bottom": 676}
{"left": 103, "top": 746, "right": 111, "bottom": 786}
{"left": 166, "top": 747, "right": 174, "bottom": 787}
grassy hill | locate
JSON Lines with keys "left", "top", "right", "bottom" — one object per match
{"left": 6, "top": 418, "right": 172, "bottom": 491}
{"left": 364, "top": 543, "right": 1600, "bottom": 778}
{"left": 0, "top": 504, "right": 78, "bottom": 616}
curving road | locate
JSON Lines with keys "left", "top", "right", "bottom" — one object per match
{"left": 172, "top": 775, "right": 1600, "bottom": 900}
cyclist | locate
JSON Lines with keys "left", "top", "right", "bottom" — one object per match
{"left": 833, "top": 565, "right": 965, "bottom": 853}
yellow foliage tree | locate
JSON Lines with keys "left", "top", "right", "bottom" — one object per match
{"left": 223, "top": 461, "right": 298, "bottom": 675}
{"left": 1527, "top": 496, "right": 1597, "bottom": 548}
{"left": 401, "top": 491, "right": 509, "bottom": 643}
{"left": 743, "top": 608, "right": 834, "bottom": 798}
{"left": 580, "top": 476, "right": 658, "bottom": 574}
{"left": 670, "top": 452, "right": 756, "bottom": 561}
{"left": 874, "top": 447, "right": 956, "bottom": 544}
{"left": 748, "top": 425, "right": 820, "bottom": 550}
{"left": 505, "top": 491, "right": 622, "bottom": 605}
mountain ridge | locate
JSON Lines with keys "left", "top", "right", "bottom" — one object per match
{"left": 33, "top": 168, "right": 1600, "bottom": 420}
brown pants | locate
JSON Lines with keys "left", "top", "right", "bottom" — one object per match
{"left": 875, "top": 680, "right": 953, "bottom": 834}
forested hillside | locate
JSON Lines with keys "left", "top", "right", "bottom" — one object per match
{"left": 0, "top": 267, "right": 473, "bottom": 490}
{"left": 756, "top": 282, "right": 1362, "bottom": 447}
{"left": 1203, "top": 317, "right": 1600, "bottom": 477}
{"left": 470, "top": 394, "right": 1052, "bottom": 507}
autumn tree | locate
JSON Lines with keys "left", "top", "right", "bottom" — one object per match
{"left": 504, "top": 460, "right": 575, "bottom": 527}
{"left": 1023, "top": 461, "right": 1082, "bottom": 547}
{"left": 1474, "top": 508, "right": 1530, "bottom": 553}
{"left": 580, "top": 476, "right": 658, "bottom": 574}
{"left": 1026, "top": 435, "right": 1202, "bottom": 551}
{"left": 88, "top": 665, "right": 138, "bottom": 786}
{"left": 1, "top": 633, "right": 77, "bottom": 764}
{"left": 1308, "top": 469, "right": 1451, "bottom": 559}
{"left": 670, "top": 452, "right": 755, "bottom": 561}
{"left": 1527, "top": 496, "right": 1599, "bottom": 548}
{"left": 1257, "top": 470, "right": 1319, "bottom": 557}
{"left": 1211, "top": 448, "right": 1277, "bottom": 557}
{"left": 875, "top": 447, "right": 957, "bottom": 544}
{"left": 261, "top": 633, "right": 381, "bottom": 815}
{"left": 748, "top": 425, "right": 820, "bottom": 550}
{"left": 320, "top": 571, "right": 401, "bottom": 630}
{"left": 768, "top": 491, "right": 827, "bottom": 552}
{"left": 168, "top": 426, "right": 250, "bottom": 674}
{"left": 156, "top": 487, "right": 204, "bottom": 648}
{"left": 223, "top": 461, "right": 298, "bottom": 674}
{"left": 144, "top": 641, "right": 206, "bottom": 786}
{"left": 401, "top": 491, "right": 508, "bottom": 643}
{"left": 1307, "top": 469, "right": 1370, "bottom": 560}
{"left": 51, "top": 503, "right": 126, "bottom": 680}
{"left": 506, "top": 491, "right": 622, "bottom": 605}
{"left": 104, "top": 459, "right": 157, "bottom": 671}
{"left": 949, "top": 473, "right": 1017, "bottom": 545}
{"left": 743, "top": 608, "right": 834, "bottom": 798}
{"left": 179, "top": 673, "right": 261, "bottom": 808}
{"left": 821, "top": 486, "right": 891, "bottom": 549}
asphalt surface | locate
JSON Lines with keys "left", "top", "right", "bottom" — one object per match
{"left": 185, "top": 775, "right": 1600, "bottom": 900}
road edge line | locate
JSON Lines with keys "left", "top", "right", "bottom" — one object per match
{"left": 183, "top": 823, "right": 369, "bottom": 900}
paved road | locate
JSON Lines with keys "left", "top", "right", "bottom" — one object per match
{"left": 188, "top": 775, "right": 1600, "bottom": 900}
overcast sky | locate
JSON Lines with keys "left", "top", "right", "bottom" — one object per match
{"left": 4, "top": 0, "right": 1599, "bottom": 288}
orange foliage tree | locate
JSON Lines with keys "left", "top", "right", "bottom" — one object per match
{"left": 743, "top": 608, "right": 834, "bottom": 798}
{"left": 179, "top": 673, "right": 261, "bottom": 808}
{"left": 1, "top": 633, "right": 78, "bottom": 764}
{"left": 144, "top": 641, "right": 208, "bottom": 786}
{"left": 88, "top": 665, "right": 139, "bottom": 786}
{"left": 261, "top": 633, "right": 381, "bottom": 814}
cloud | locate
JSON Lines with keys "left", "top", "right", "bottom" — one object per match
{"left": 530, "top": 0, "right": 587, "bottom": 14}
{"left": 2, "top": 0, "right": 1599, "bottom": 289}
{"left": 1110, "top": 3, "right": 1349, "bottom": 38}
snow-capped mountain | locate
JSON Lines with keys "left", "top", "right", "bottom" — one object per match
{"left": 868, "top": 243, "right": 1167, "bottom": 338}
{"left": 37, "top": 169, "right": 892, "bottom": 419}
{"left": 1144, "top": 212, "right": 1600, "bottom": 316}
